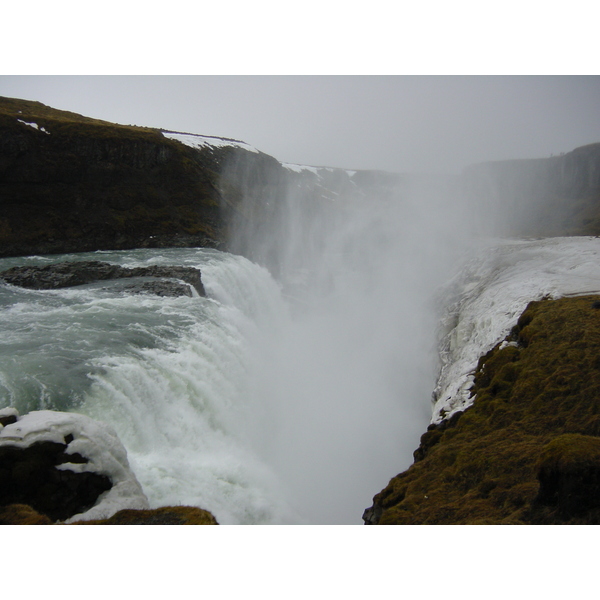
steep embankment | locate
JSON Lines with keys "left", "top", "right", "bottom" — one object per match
{"left": 0, "top": 96, "right": 285, "bottom": 257}
{"left": 0, "top": 96, "right": 401, "bottom": 260}
{"left": 363, "top": 147, "right": 600, "bottom": 525}
{"left": 364, "top": 295, "right": 600, "bottom": 524}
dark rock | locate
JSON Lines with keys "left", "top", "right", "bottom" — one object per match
{"left": 0, "top": 414, "right": 17, "bottom": 427}
{"left": 1, "top": 409, "right": 149, "bottom": 523}
{"left": 120, "top": 280, "right": 193, "bottom": 297}
{"left": 532, "top": 434, "right": 600, "bottom": 520}
{"left": 0, "top": 260, "right": 205, "bottom": 297}
{"left": 0, "top": 440, "right": 112, "bottom": 522}
{"left": 362, "top": 504, "right": 383, "bottom": 525}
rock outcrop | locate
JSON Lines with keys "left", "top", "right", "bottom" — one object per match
{"left": 0, "top": 408, "right": 149, "bottom": 522}
{"left": 0, "top": 260, "right": 205, "bottom": 297}
{"left": 0, "top": 408, "right": 219, "bottom": 524}
{"left": 0, "top": 436, "right": 113, "bottom": 522}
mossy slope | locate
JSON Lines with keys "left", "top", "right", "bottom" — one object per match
{"left": 71, "top": 505, "right": 219, "bottom": 525}
{"left": 366, "top": 295, "right": 600, "bottom": 524}
{"left": 0, "top": 503, "right": 218, "bottom": 525}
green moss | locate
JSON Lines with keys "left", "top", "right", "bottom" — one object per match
{"left": 0, "top": 503, "right": 53, "bottom": 524}
{"left": 370, "top": 295, "right": 600, "bottom": 524}
{"left": 0, "top": 503, "right": 219, "bottom": 524}
{"left": 71, "top": 506, "right": 219, "bottom": 525}
{"left": 538, "top": 433, "right": 600, "bottom": 471}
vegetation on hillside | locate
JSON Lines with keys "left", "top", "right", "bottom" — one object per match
{"left": 366, "top": 295, "right": 600, "bottom": 524}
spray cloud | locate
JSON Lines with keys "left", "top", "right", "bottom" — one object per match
{"left": 219, "top": 155, "right": 485, "bottom": 523}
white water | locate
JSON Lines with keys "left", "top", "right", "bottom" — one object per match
{"left": 0, "top": 175, "right": 481, "bottom": 524}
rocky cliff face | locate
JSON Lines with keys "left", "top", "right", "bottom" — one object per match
{"left": 0, "top": 96, "right": 404, "bottom": 260}
{"left": 0, "top": 96, "right": 267, "bottom": 257}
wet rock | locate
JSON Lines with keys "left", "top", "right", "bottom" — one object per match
{"left": 0, "top": 260, "right": 205, "bottom": 296}
{"left": 0, "top": 409, "right": 149, "bottom": 523}
{"left": 120, "top": 279, "right": 194, "bottom": 297}
{"left": 0, "top": 439, "right": 112, "bottom": 522}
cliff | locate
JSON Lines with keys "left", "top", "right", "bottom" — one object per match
{"left": 364, "top": 295, "right": 600, "bottom": 524}
{"left": 463, "top": 143, "right": 600, "bottom": 237}
{"left": 3, "top": 95, "right": 600, "bottom": 261}
{"left": 0, "top": 96, "right": 402, "bottom": 260}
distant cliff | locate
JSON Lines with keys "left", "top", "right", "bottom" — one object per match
{"left": 463, "top": 143, "right": 600, "bottom": 237}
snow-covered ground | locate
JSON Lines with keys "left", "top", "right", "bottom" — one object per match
{"left": 432, "top": 236, "right": 600, "bottom": 423}
{"left": 162, "top": 130, "right": 259, "bottom": 153}
{"left": 16, "top": 119, "right": 50, "bottom": 134}
{"left": 0, "top": 407, "right": 149, "bottom": 522}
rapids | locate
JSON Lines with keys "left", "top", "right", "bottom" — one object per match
{"left": 0, "top": 234, "right": 446, "bottom": 524}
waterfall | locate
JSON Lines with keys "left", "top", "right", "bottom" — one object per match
{"left": 219, "top": 165, "right": 478, "bottom": 523}
{"left": 0, "top": 169, "right": 481, "bottom": 523}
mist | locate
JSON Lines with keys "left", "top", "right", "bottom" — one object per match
{"left": 220, "top": 159, "right": 483, "bottom": 523}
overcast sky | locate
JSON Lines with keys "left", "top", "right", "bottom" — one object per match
{"left": 1, "top": 75, "right": 598, "bottom": 174}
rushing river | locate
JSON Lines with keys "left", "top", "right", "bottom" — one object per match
{"left": 0, "top": 171, "right": 484, "bottom": 524}
{"left": 0, "top": 237, "right": 445, "bottom": 524}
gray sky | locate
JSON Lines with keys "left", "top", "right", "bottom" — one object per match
{"left": 1, "top": 2, "right": 599, "bottom": 175}
{"left": 1, "top": 75, "right": 599, "bottom": 174}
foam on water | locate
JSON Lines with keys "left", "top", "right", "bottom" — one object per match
{"left": 0, "top": 248, "right": 303, "bottom": 524}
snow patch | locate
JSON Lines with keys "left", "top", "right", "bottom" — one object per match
{"left": 0, "top": 409, "right": 149, "bottom": 522}
{"left": 17, "top": 119, "right": 50, "bottom": 134}
{"left": 162, "top": 130, "right": 259, "bottom": 153}
{"left": 282, "top": 162, "right": 321, "bottom": 175}
{"left": 433, "top": 237, "right": 600, "bottom": 423}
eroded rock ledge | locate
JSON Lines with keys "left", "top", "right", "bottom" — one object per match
{"left": 0, "top": 408, "right": 149, "bottom": 522}
{"left": 0, "top": 260, "right": 205, "bottom": 297}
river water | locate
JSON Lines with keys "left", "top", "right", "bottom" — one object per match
{"left": 0, "top": 174, "right": 482, "bottom": 523}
